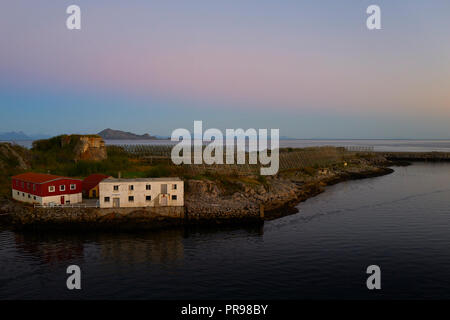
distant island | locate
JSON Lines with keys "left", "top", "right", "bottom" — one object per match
{"left": 98, "top": 128, "right": 164, "bottom": 140}
{"left": 0, "top": 131, "right": 49, "bottom": 141}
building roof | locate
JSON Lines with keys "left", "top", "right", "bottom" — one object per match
{"left": 12, "top": 172, "right": 81, "bottom": 184}
{"left": 101, "top": 177, "right": 182, "bottom": 183}
{"left": 82, "top": 174, "right": 110, "bottom": 192}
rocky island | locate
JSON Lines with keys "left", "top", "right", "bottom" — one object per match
{"left": 0, "top": 135, "right": 397, "bottom": 230}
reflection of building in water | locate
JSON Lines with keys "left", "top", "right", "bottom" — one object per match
{"left": 14, "top": 233, "right": 84, "bottom": 265}
{"left": 99, "top": 230, "right": 184, "bottom": 265}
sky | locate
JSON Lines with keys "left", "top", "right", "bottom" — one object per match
{"left": 1, "top": 0, "right": 450, "bottom": 139}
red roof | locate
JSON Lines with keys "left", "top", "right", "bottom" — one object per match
{"left": 12, "top": 172, "right": 79, "bottom": 184}
{"left": 82, "top": 174, "right": 110, "bottom": 192}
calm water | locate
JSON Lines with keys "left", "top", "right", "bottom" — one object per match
{"left": 1, "top": 163, "right": 450, "bottom": 299}
{"left": 8, "top": 139, "right": 450, "bottom": 152}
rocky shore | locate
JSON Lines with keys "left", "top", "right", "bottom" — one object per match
{"left": 0, "top": 156, "right": 396, "bottom": 230}
{"left": 184, "top": 162, "right": 393, "bottom": 222}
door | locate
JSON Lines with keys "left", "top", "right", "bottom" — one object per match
{"left": 113, "top": 198, "right": 120, "bottom": 208}
{"left": 160, "top": 195, "right": 168, "bottom": 206}
{"left": 92, "top": 189, "right": 97, "bottom": 198}
{"left": 161, "top": 184, "right": 167, "bottom": 194}
{"left": 60, "top": 196, "right": 65, "bottom": 204}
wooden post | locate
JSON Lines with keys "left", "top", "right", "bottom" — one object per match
{"left": 259, "top": 204, "right": 264, "bottom": 219}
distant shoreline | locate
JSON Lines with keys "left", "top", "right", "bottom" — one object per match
{"left": 5, "top": 139, "right": 450, "bottom": 153}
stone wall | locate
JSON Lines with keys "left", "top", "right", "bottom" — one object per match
{"left": 5, "top": 204, "right": 185, "bottom": 230}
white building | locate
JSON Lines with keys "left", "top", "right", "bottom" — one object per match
{"left": 11, "top": 172, "right": 82, "bottom": 206}
{"left": 99, "top": 177, "right": 184, "bottom": 208}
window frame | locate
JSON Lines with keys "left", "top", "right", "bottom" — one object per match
{"left": 48, "top": 186, "right": 55, "bottom": 192}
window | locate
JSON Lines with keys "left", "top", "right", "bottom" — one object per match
{"left": 33, "top": 196, "right": 36, "bottom": 200}
{"left": 146, "top": 184, "right": 151, "bottom": 190}
{"left": 129, "top": 185, "right": 134, "bottom": 191}
{"left": 146, "top": 195, "right": 151, "bottom": 201}
{"left": 128, "top": 196, "right": 134, "bottom": 202}
{"left": 17, "top": 191, "right": 19, "bottom": 195}
{"left": 70, "top": 184, "right": 76, "bottom": 190}
{"left": 28, "top": 194, "right": 31, "bottom": 198}
{"left": 173, "top": 184, "right": 177, "bottom": 190}
{"left": 113, "top": 185, "right": 119, "bottom": 191}
{"left": 104, "top": 197, "right": 110, "bottom": 202}
{"left": 60, "top": 185, "right": 66, "bottom": 191}
{"left": 49, "top": 186, "right": 55, "bottom": 192}
{"left": 172, "top": 195, "right": 177, "bottom": 200}
{"left": 22, "top": 193, "right": 25, "bottom": 197}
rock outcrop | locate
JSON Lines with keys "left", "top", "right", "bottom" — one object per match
{"left": 72, "top": 136, "right": 107, "bottom": 161}
{"left": 33, "top": 134, "right": 107, "bottom": 162}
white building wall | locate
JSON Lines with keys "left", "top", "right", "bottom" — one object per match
{"left": 99, "top": 179, "right": 184, "bottom": 208}
{"left": 12, "top": 189, "right": 82, "bottom": 205}
{"left": 12, "top": 189, "right": 42, "bottom": 204}
{"left": 41, "top": 193, "right": 82, "bottom": 205}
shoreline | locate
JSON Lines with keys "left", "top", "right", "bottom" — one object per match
{"left": 0, "top": 163, "right": 396, "bottom": 231}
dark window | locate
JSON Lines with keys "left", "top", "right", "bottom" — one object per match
{"left": 128, "top": 196, "right": 134, "bottom": 202}
{"left": 17, "top": 191, "right": 19, "bottom": 195}
{"left": 22, "top": 193, "right": 24, "bottom": 196}
{"left": 60, "top": 185, "right": 66, "bottom": 191}
{"left": 104, "top": 197, "right": 110, "bottom": 202}
{"left": 33, "top": 196, "right": 36, "bottom": 200}
{"left": 28, "top": 194, "right": 31, "bottom": 198}
{"left": 129, "top": 185, "right": 134, "bottom": 191}
{"left": 146, "top": 195, "right": 151, "bottom": 201}
{"left": 172, "top": 195, "right": 177, "bottom": 200}
{"left": 113, "top": 185, "right": 119, "bottom": 191}
{"left": 146, "top": 184, "right": 151, "bottom": 190}
{"left": 173, "top": 184, "right": 177, "bottom": 190}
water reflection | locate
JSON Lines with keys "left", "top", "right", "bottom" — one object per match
{"left": 8, "top": 224, "right": 264, "bottom": 269}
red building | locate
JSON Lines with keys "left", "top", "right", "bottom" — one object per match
{"left": 11, "top": 172, "right": 82, "bottom": 205}
{"left": 82, "top": 174, "right": 110, "bottom": 198}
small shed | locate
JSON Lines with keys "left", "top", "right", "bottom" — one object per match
{"left": 82, "top": 174, "right": 110, "bottom": 198}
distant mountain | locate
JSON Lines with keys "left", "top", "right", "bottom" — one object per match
{"left": 0, "top": 131, "right": 31, "bottom": 141}
{"left": 98, "top": 128, "right": 158, "bottom": 140}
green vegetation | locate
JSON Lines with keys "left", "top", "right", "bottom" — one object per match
{"left": 0, "top": 136, "right": 376, "bottom": 200}
{"left": 0, "top": 143, "right": 32, "bottom": 197}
